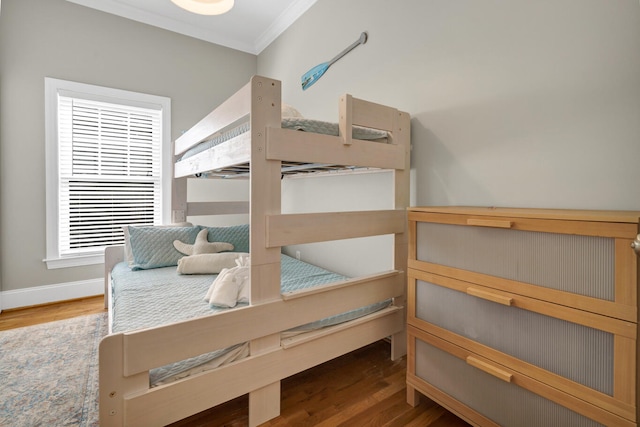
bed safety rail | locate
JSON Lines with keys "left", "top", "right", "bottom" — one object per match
{"left": 99, "top": 270, "right": 404, "bottom": 425}
{"left": 174, "top": 80, "right": 253, "bottom": 156}
{"left": 102, "top": 307, "right": 402, "bottom": 427}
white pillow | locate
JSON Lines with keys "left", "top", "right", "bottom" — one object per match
{"left": 176, "top": 252, "right": 249, "bottom": 275}
{"left": 282, "top": 103, "right": 303, "bottom": 118}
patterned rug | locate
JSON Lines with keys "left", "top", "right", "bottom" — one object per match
{"left": 0, "top": 313, "right": 108, "bottom": 426}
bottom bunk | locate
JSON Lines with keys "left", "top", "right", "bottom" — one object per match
{"left": 100, "top": 224, "right": 405, "bottom": 426}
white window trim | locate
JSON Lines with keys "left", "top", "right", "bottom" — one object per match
{"left": 44, "top": 78, "right": 171, "bottom": 269}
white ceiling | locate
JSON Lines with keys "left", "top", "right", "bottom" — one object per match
{"left": 66, "top": 0, "right": 317, "bottom": 55}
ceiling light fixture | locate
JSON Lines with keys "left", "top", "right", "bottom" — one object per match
{"left": 171, "top": 0, "right": 234, "bottom": 15}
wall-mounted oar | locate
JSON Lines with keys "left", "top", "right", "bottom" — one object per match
{"left": 301, "top": 32, "right": 368, "bottom": 91}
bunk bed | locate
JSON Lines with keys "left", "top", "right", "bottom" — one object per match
{"left": 99, "top": 75, "right": 411, "bottom": 427}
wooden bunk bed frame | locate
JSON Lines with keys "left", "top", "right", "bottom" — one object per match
{"left": 99, "top": 75, "right": 411, "bottom": 427}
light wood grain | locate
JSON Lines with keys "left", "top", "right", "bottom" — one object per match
{"left": 408, "top": 210, "right": 639, "bottom": 239}
{"left": 409, "top": 206, "right": 640, "bottom": 225}
{"left": 266, "top": 210, "right": 406, "bottom": 247}
{"left": 465, "top": 356, "right": 513, "bottom": 383}
{"left": 407, "top": 206, "right": 640, "bottom": 426}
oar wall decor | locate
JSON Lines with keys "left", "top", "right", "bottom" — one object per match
{"left": 301, "top": 32, "right": 368, "bottom": 91}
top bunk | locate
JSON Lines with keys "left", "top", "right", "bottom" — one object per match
{"left": 173, "top": 75, "right": 410, "bottom": 179}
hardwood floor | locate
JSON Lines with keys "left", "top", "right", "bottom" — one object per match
{"left": 169, "top": 340, "right": 471, "bottom": 427}
{"left": 0, "top": 295, "right": 106, "bottom": 331}
{"left": 0, "top": 297, "right": 471, "bottom": 427}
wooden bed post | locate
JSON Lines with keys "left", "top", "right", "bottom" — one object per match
{"left": 247, "top": 75, "right": 283, "bottom": 426}
{"left": 391, "top": 110, "right": 411, "bottom": 361}
{"left": 172, "top": 145, "right": 188, "bottom": 223}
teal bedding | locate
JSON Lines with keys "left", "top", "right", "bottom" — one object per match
{"left": 110, "top": 253, "right": 390, "bottom": 385}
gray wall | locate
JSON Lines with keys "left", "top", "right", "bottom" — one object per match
{"left": 257, "top": 0, "right": 640, "bottom": 276}
{"left": 0, "top": 0, "right": 256, "bottom": 297}
{"left": 259, "top": 0, "right": 640, "bottom": 208}
{"left": 2, "top": 0, "right": 639, "bottom": 303}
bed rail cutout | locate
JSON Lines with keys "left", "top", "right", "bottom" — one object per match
{"left": 281, "top": 305, "right": 403, "bottom": 349}
{"left": 281, "top": 270, "right": 401, "bottom": 300}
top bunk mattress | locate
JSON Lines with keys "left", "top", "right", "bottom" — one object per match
{"left": 179, "top": 117, "right": 389, "bottom": 161}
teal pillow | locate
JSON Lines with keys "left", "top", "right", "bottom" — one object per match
{"left": 200, "top": 224, "right": 249, "bottom": 253}
{"left": 128, "top": 226, "right": 201, "bottom": 270}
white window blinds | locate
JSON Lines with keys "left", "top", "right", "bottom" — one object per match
{"left": 57, "top": 96, "right": 162, "bottom": 255}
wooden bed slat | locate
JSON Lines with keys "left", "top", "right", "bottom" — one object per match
{"left": 266, "top": 127, "right": 405, "bottom": 170}
{"left": 266, "top": 210, "right": 406, "bottom": 247}
{"left": 350, "top": 96, "right": 398, "bottom": 132}
{"left": 121, "top": 271, "right": 403, "bottom": 376}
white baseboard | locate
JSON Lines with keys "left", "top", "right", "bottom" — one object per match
{"left": 0, "top": 278, "right": 103, "bottom": 311}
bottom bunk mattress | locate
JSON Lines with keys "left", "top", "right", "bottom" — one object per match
{"left": 109, "top": 253, "right": 390, "bottom": 386}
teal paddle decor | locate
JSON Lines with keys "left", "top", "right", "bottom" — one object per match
{"left": 301, "top": 32, "right": 368, "bottom": 91}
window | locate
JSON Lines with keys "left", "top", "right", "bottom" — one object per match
{"left": 44, "top": 78, "right": 171, "bottom": 268}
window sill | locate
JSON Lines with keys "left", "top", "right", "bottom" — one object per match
{"left": 43, "top": 253, "right": 105, "bottom": 269}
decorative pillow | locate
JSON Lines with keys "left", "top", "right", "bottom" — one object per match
{"left": 282, "top": 103, "right": 303, "bottom": 118}
{"left": 173, "top": 228, "right": 234, "bottom": 255}
{"left": 123, "top": 222, "right": 192, "bottom": 267}
{"left": 199, "top": 224, "right": 249, "bottom": 253}
{"left": 176, "top": 252, "right": 249, "bottom": 275}
{"left": 127, "top": 225, "right": 201, "bottom": 270}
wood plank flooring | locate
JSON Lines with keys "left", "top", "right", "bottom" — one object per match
{"left": 0, "top": 295, "right": 106, "bottom": 331}
{"left": 0, "top": 297, "right": 471, "bottom": 427}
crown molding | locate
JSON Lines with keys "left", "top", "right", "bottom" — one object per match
{"left": 66, "top": 0, "right": 316, "bottom": 55}
{"left": 254, "top": 0, "right": 316, "bottom": 54}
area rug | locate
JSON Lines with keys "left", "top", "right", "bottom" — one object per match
{"left": 0, "top": 313, "right": 108, "bottom": 426}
